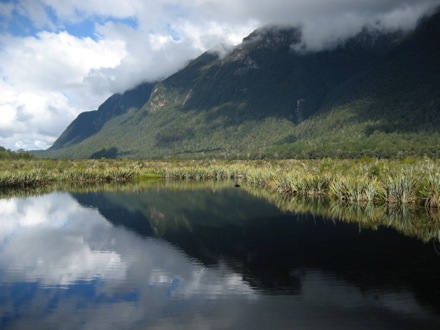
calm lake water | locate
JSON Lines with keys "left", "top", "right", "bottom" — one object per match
{"left": 1, "top": 182, "right": 440, "bottom": 329}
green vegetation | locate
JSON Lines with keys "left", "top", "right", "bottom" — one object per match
{"left": 2, "top": 158, "right": 440, "bottom": 209}
{"left": 0, "top": 158, "right": 137, "bottom": 188}
{"left": 2, "top": 157, "right": 440, "bottom": 242}
{"left": 35, "top": 11, "right": 440, "bottom": 160}
{"left": 139, "top": 158, "right": 440, "bottom": 207}
{"left": 0, "top": 146, "right": 34, "bottom": 160}
{"left": 232, "top": 189, "right": 440, "bottom": 243}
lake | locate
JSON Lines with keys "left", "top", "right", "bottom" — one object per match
{"left": 1, "top": 181, "right": 440, "bottom": 329}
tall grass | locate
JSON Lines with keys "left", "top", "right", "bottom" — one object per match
{"left": 133, "top": 158, "right": 440, "bottom": 207}
{"left": 2, "top": 158, "right": 440, "bottom": 242}
{"left": 421, "top": 168, "right": 440, "bottom": 208}
{"left": 2, "top": 157, "right": 440, "bottom": 208}
{"left": 0, "top": 159, "right": 138, "bottom": 188}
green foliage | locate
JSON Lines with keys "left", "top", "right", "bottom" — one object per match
{"left": 0, "top": 147, "right": 34, "bottom": 160}
{"left": 0, "top": 159, "right": 138, "bottom": 188}
{"left": 2, "top": 158, "right": 440, "bottom": 209}
{"left": 36, "top": 11, "right": 440, "bottom": 160}
{"left": 2, "top": 160, "right": 440, "bottom": 243}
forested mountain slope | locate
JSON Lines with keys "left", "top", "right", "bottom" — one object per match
{"left": 39, "top": 8, "right": 440, "bottom": 159}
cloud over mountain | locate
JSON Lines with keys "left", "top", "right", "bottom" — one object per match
{"left": 0, "top": 0, "right": 437, "bottom": 150}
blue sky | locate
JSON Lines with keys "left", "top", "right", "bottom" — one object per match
{"left": 0, "top": 0, "right": 438, "bottom": 150}
{"left": 0, "top": 3, "right": 140, "bottom": 39}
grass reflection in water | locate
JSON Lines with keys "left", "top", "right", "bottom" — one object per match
{"left": 2, "top": 177, "right": 439, "bottom": 244}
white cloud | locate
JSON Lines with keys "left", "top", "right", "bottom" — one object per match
{"left": 378, "top": 2, "right": 437, "bottom": 30}
{"left": 0, "top": 31, "right": 126, "bottom": 92}
{"left": 0, "top": 30, "right": 126, "bottom": 149}
{"left": 15, "top": 0, "right": 53, "bottom": 30}
{"left": 44, "top": 0, "right": 139, "bottom": 21}
{"left": 0, "top": 0, "right": 437, "bottom": 150}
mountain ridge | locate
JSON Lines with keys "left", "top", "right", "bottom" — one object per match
{"left": 39, "top": 8, "right": 440, "bottom": 159}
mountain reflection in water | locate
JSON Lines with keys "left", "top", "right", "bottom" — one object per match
{"left": 1, "top": 183, "right": 440, "bottom": 329}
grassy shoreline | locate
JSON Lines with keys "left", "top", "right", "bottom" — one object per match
{"left": 1, "top": 158, "right": 440, "bottom": 207}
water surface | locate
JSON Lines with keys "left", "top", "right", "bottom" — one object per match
{"left": 1, "top": 183, "right": 440, "bottom": 329}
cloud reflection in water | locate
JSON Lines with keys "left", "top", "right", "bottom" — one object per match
{"left": 0, "top": 192, "right": 257, "bottom": 329}
{"left": 1, "top": 191, "right": 440, "bottom": 329}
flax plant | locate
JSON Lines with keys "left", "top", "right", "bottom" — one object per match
{"left": 422, "top": 172, "right": 440, "bottom": 208}
{"left": 2, "top": 157, "right": 440, "bottom": 208}
{"left": 0, "top": 159, "right": 139, "bottom": 188}
{"left": 381, "top": 173, "right": 416, "bottom": 204}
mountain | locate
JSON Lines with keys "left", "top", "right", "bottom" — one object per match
{"left": 39, "top": 8, "right": 440, "bottom": 159}
{"left": 51, "top": 82, "right": 154, "bottom": 151}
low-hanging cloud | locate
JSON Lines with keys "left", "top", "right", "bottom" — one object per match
{"left": 0, "top": 0, "right": 438, "bottom": 150}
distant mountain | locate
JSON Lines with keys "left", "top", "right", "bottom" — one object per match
{"left": 51, "top": 82, "right": 154, "bottom": 150}
{"left": 39, "top": 8, "right": 440, "bottom": 159}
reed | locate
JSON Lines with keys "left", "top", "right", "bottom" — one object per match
{"left": 241, "top": 185, "right": 440, "bottom": 243}
{"left": 381, "top": 174, "right": 416, "bottom": 204}
{"left": 421, "top": 171, "right": 440, "bottom": 208}
{"left": 2, "top": 157, "right": 440, "bottom": 207}
{"left": 2, "top": 157, "right": 440, "bottom": 242}
{"left": 0, "top": 159, "right": 138, "bottom": 188}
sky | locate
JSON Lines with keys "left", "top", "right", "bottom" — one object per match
{"left": 0, "top": 0, "right": 438, "bottom": 150}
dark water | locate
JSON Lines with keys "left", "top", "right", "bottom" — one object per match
{"left": 1, "top": 183, "right": 440, "bottom": 329}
